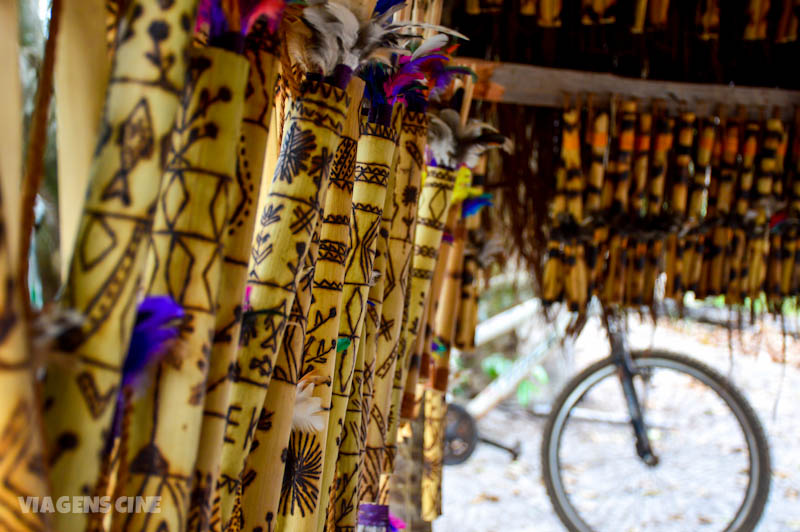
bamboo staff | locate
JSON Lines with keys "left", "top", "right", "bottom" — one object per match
{"left": 663, "top": 112, "right": 696, "bottom": 301}
{"left": 649, "top": 0, "right": 670, "bottom": 27}
{"left": 318, "top": 122, "right": 397, "bottom": 532}
{"left": 329, "top": 158, "right": 396, "bottom": 532}
{"left": 632, "top": 0, "right": 648, "bottom": 33}
{"left": 781, "top": 111, "right": 800, "bottom": 298}
{"left": 603, "top": 100, "right": 637, "bottom": 305}
{"left": 191, "top": 46, "right": 280, "bottom": 532}
{"left": 768, "top": 124, "right": 788, "bottom": 305}
{"left": 561, "top": 106, "right": 588, "bottom": 312}
{"left": 697, "top": 0, "right": 720, "bottom": 40}
{"left": 538, "top": 0, "right": 562, "bottom": 27}
{"left": 234, "top": 80, "right": 362, "bottom": 532}
{"left": 454, "top": 158, "right": 486, "bottom": 352}
{"left": 238, "top": 213, "right": 323, "bottom": 532}
{"left": 542, "top": 166, "right": 567, "bottom": 304}
{"left": 709, "top": 118, "right": 741, "bottom": 295}
{"left": 276, "top": 85, "right": 361, "bottom": 532}
{"left": 55, "top": 0, "right": 111, "bottom": 279}
{"left": 400, "top": 207, "right": 456, "bottom": 419}
{"left": 0, "top": 0, "right": 23, "bottom": 273}
{"left": 362, "top": 110, "right": 427, "bottom": 504}
{"left": 643, "top": 114, "right": 674, "bottom": 305}
{"left": 698, "top": 127, "right": 723, "bottom": 298}
{"left": 421, "top": 219, "right": 467, "bottom": 521}
{"left": 744, "top": 0, "right": 770, "bottom": 40}
{"left": 41, "top": 2, "right": 198, "bottom": 529}
{"left": 380, "top": 165, "right": 457, "bottom": 503}
{"left": 776, "top": 0, "right": 799, "bottom": 43}
{"left": 218, "top": 78, "right": 351, "bottom": 526}
{"left": 727, "top": 121, "right": 760, "bottom": 304}
{"left": 745, "top": 118, "right": 782, "bottom": 301}
{"left": 454, "top": 253, "right": 479, "bottom": 350}
{"left": 114, "top": 45, "right": 249, "bottom": 532}
{"left": 0, "top": 187, "right": 49, "bottom": 531}
{"left": 625, "top": 112, "right": 652, "bottom": 304}
{"left": 684, "top": 117, "right": 717, "bottom": 294}
{"left": 584, "top": 112, "right": 609, "bottom": 296}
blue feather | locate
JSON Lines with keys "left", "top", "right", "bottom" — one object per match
{"left": 373, "top": 0, "right": 406, "bottom": 16}
{"left": 462, "top": 193, "right": 493, "bottom": 218}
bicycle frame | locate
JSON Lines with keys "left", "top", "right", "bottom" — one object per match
{"left": 603, "top": 307, "right": 659, "bottom": 466}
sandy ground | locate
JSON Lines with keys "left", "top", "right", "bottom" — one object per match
{"left": 434, "top": 316, "right": 800, "bottom": 532}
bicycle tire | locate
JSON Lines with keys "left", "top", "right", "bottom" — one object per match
{"left": 541, "top": 350, "right": 771, "bottom": 532}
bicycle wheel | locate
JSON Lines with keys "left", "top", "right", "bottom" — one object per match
{"left": 541, "top": 350, "right": 771, "bottom": 532}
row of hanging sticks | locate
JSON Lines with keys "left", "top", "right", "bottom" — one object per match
{"left": 543, "top": 97, "right": 800, "bottom": 313}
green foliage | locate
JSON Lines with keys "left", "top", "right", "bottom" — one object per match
{"left": 515, "top": 365, "right": 549, "bottom": 406}
{"left": 480, "top": 353, "right": 512, "bottom": 380}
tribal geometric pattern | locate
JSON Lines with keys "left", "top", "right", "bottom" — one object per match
{"left": 41, "top": 2, "right": 198, "bottom": 529}
{"left": 190, "top": 46, "right": 279, "bottom": 531}
{"left": 365, "top": 111, "right": 429, "bottom": 503}
{"left": 218, "top": 79, "right": 349, "bottom": 528}
{"left": 116, "top": 45, "right": 249, "bottom": 532}
{"left": 318, "top": 124, "right": 397, "bottom": 531}
{"left": 278, "top": 124, "right": 358, "bottom": 532}
{"left": 382, "top": 165, "right": 456, "bottom": 501}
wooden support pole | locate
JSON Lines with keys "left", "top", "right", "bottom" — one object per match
{"left": 457, "top": 58, "right": 800, "bottom": 118}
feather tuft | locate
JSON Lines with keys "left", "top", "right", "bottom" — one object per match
{"left": 462, "top": 193, "right": 493, "bottom": 217}
{"left": 123, "top": 296, "right": 185, "bottom": 389}
{"left": 293, "top": 374, "right": 327, "bottom": 432}
{"left": 427, "top": 108, "right": 511, "bottom": 168}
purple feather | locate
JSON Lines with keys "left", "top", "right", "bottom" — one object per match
{"left": 197, "top": 0, "right": 231, "bottom": 39}
{"left": 104, "top": 296, "right": 184, "bottom": 455}
{"left": 123, "top": 296, "right": 185, "bottom": 388}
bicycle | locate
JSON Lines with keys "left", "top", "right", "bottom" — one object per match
{"left": 541, "top": 308, "right": 772, "bottom": 532}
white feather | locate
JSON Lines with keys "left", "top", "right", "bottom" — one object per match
{"left": 302, "top": 5, "right": 344, "bottom": 74}
{"left": 326, "top": 1, "right": 361, "bottom": 69}
{"left": 412, "top": 33, "right": 448, "bottom": 59}
{"left": 388, "top": 22, "right": 469, "bottom": 41}
{"left": 293, "top": 379, "right": 326, "bottom": 432}
{"left": 427, "top": 113, "right": 456, "bottom": 168}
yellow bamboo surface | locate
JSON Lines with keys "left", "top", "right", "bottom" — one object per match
{"left": 643, "top": 116, "right": 674, "bottom": 304}
{"left": 218, "top": 78, "right": 350, "bottom": 526}
{"left": 454, "top": 254, "right": 479, "bottom": 351}
{"left": 401, "top": 208, "right": 455, "bottom": 419}
{"left": 727, "top": 122, "right": 759, "bottom": 303}
{"left": 190, "top": 49, "right": 279, "bottom": 532}
{"left": 114, "top": 46, "right": 249, "bottom": 532}
{"left": 421, "top": 220, "right": 466, "bottom": 521}
{"left": 318, "top": 123, "right": 397, "bottom": 532}
{"left": 625, "top": 113, "right": 652, "bottom": 304}
{"left": 362, "top": 110, "right": 427, "bottom": 504}
{"left": 330, "top": 136, "right": 397, "bottom": 532}
{"left": 380, "top": 166, "right": 456, "bottom": 502}
{"left": 0, "top": 187, "right": 49, "bottom": 531}
{"left": 710, "top": 120, "right": 740, "bottom": 295}
{"left": 41, "top": 2, "right": 198, "bottom": 529}
{"left": 238, "top": 213, "right": 323, "bottom": 532}
{"left": 0, "top": 0, "right": 22, "bottom": 271}
{"left": 745, "top": 118, "right": 782, "bottom": 299}
{"left": 275, "top": 81, "right": 362, "bottom": 532}
{"left": 55, "top": 0, "right": 111, "bottom": 278}
{"left": 585, "top": 112, "right": 608, "bottom": 295}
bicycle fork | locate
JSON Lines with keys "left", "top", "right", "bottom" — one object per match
{"left": 606, "top": 310, "right": 659, "bottom": 467}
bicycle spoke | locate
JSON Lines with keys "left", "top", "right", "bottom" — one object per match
{"left": 543, "top": 354, "right": 769, "bottom": 532}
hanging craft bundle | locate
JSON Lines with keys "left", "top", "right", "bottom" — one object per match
{"left": 540, "top": 99, "right": 800, "bottom": 316}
